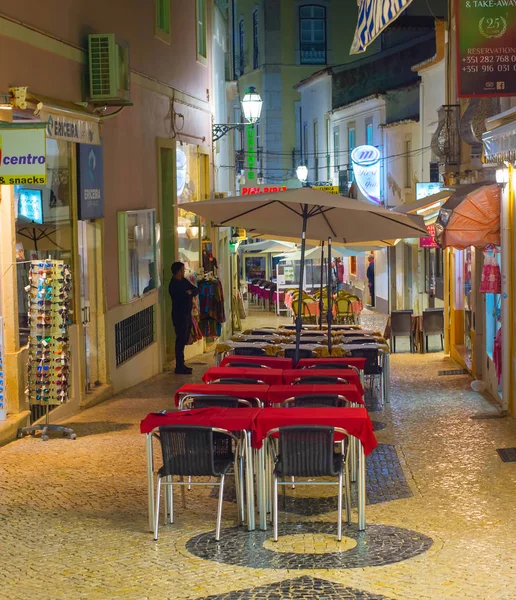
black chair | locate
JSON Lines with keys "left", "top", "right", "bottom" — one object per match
{"left": 267, "top": 426, "right": 351, "bottom": 541}
{"left": 305, "top": 363, "right": 361, "bottom": 377}
{"left": 291, "top": 375, "right": 349, "bottom": 385}
{"left": 210, "top": 377, "right": 266, "bottom": 385}
{"left": 300, "top": 331, "right": 326, "bottom": 337}
{"left": 152, "top": 425, "right": 242, "bottom": 541}
{"left": 281, "top": 394, "right": 347, "bottom": 407}
{"left": 179, "top": 395, "right": 254, "bottom": 409}
{"left": 345, "top": 338, "right": 377, "bottom": 345}
{"left": 225, "top": 361, "right": 271, "bottom": 369}
{"left": 422, "top": 308, "right": 444, "bottom": 352}
{"left": 284, "top": 348, "right": 314, "bottom": 361}
{"left": 249, "top": 330, "right": 276, "bottom": 336}
{"left": 390, "top": 310, "right": 414, "bottom": 353}
{"left": 234, "top": 347, "right": 267, "bottom": 356}
{"left": 350, "top": 348, "right": 383, "bottom": 405}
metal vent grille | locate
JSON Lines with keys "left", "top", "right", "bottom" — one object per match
{"left": 115, "top": 306, "right": 155, "bottom": 367}
{"left": 89, "top": 35, "right": 113, "bottom": 98}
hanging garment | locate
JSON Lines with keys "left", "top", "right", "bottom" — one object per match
{"left": 493, "top": 327, "right": 502, "bottom": 384}
{"left": 187, "top": 274, "right": 203, "bottom": 345}
{"left": 480, "top": 249, "right": 501, "bottom": 294}
{"left": 198, "top": 278, "right": 226, "bottom": 338}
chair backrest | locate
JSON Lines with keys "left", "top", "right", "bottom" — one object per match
{"left": 346, "top": 338, "right": 377, "bottom": 345}
{"left": 275, "top": 426, "right": 340, "bottom": 477}
{"left": 307, "top": 363, "right": 361, "bottom": 376}
{"left": 390, "top": 310, "right": 412, "bottom": 335}
{"left": 423, "top": 309, "right": 444, "bottom": 334}
{"left": 292, "top": 375, "right": 348, "bottom": 385}
{"left": 158, "top": 425, "right": 231, "bottom": 477}
{"left": 182, "top": 395, "right": 250, "bottom": 409}
{"left": 249, "top": 330, "right": 275, "bottom": 336}
{"left": 336, "top": 297, "right": 351, "bottom": 314}
{"left": 234, "top": 347, "right": 267, "bottom": 356}
{"left": 284, "top": 348, "right": 314, "bottom": 363}
{"left": 212, "top": 377, "right": 265, "bottom": 385}
{"left": 282, "top": 394, "right": 343, "bottom": 408}
{"left": 225, "top": 362, "right": 269, "bottom": 369}
{"left": 350, "top": 347, "right": 380, "bottom": 375}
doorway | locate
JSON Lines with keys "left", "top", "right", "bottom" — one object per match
{"left": 78, "top": 220, "right": 105, "bottom": 392}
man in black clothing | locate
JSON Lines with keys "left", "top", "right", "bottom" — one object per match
{"left": 168, "top": 261, "right": 199, "bottom": 374}
{"left": 367, "top": 255, "right": 375, "bottom": 308}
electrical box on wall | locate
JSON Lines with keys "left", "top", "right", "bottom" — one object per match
{"left": 88, "top": 34, "right": 132, "bottom": 106}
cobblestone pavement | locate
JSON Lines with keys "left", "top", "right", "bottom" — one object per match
{"left": 1, "top": 309, "right": 515, "bottom": 599}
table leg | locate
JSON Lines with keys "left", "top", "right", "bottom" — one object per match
{"left": 146, "top": 433, "right": 155, "bottom": 533}
{"left": 256, "top": 444, "right": 267, "bottom": 530}
{"left": 245, "top": 431, "right": 256, "bottom": 531}
{"left": 358, "top": 442, "right": 366, "bottom": 531}
{"left": 384, "top": 354, "right": 390, "bottom": 403}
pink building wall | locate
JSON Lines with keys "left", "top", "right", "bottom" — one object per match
{"left": 0, "top": 2, "right": 213, "bottom": 309}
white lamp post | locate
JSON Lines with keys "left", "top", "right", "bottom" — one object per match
{"left": 213, "top": 87, "right": 263, "bottom": 141}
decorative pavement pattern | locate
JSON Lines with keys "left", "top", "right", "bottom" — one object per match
{"left": 186, "top": 522, "right": 433, "bottom": 569}
{"left": 197, "top": 576, "right": 392, "bottom": 599}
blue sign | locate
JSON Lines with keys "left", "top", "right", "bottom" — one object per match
{"left": 78, "top": 142, "right": 104, "bottom": 220}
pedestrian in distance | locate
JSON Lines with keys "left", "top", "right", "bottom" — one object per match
{"left": 168, "top": 261, "right": 199, "bottom": 374}
{"left": 367, "top": 255, "right": 375, "bottom": 307}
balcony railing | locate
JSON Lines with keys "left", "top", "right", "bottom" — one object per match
{"left": 300, "top": 43, "right": 326, "bottom": 64}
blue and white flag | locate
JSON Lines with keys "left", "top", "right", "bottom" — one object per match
{"left": 350, "top": 0, "right": 415, "bottom": 54}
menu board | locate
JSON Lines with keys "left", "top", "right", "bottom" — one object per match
{"left": 456, "top": 0, "right": 516, "bottom": 97}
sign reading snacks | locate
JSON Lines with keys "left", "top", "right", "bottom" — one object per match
{"left": 351, "top": 145, "right": 381, "bottom": 204}
{"left": 77, "top": 143, "right": 104, "bottom": 219}
{"left": 456, "top": 0, "right": 516, "bottom": 97}
{"left": 0, "top": 128, "right": 46, "bottom": 185}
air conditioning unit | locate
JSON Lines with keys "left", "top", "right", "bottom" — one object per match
{"left": 88, "top": 34, "right": 132, "bottom": 106}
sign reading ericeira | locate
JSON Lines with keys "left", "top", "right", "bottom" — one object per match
{"left": 0, "top": 128, "right": 47, "bottom": 185}
{"left": 351, "top": 145, "right": 381, "bottom": 204}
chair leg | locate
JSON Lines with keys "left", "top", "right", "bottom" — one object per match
{"left": 166, "top": 475, "right": 174, "bottom": 524}
{"left": 238, "top": 451, "right": 245, "bottom": 525}
{"left": 344, "top": 459, "right": 352, "bottom": 525}
{"left": 441, "top": 334, "right": 444, "bottom": 351}
{"left": 180, "top": 476, "right": 186, "bottom": 508}
{"left": 291, "top": 476, "right": 295, "bottom": 489}
{"left": 337, "top": 472, "right": 343, "bottom": 541}
{"left": 215, "top": 474, "right": 225, "bottom": 541}
{"left": 188, "top": 476, "right": 192, "bottom": 491}
{"left": 273, "top": 476, "right": 279, "bottom": 541}
{"left": 154, "top": 476, "right": 162, "bottom": 541}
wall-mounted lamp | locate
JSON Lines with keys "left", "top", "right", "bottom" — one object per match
{"left": 212, "top": 87, "right": 263, "bottom": 141}
{"left": 296, "top": 165, "right": 308, "bottom": 183}
{"left": 496, "top": 168, "right": 509, "bottom": 188}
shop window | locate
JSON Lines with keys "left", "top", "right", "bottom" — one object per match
{"left": 299, "top": 5, "right": 327, "bottom": 64}
{"left": 156, "top": 0, "right": 171, "bottom": 42}
{"left": 350, "top": 256, "right": 357, "bottom": 276}
{"left": 485, "top": 250, "right": 501, "bottom": 360}
{"left": 15, "top": 139, "right": 74, "bottom": 347}
{"left": 196, "top": 0, "right": 207, "bottom": 60}
{"left": 118, "top": 209, "right": 157, "bottom": 303}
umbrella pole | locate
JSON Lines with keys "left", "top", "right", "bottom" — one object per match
{"left": 327, "top": 237, "right": 333, "bottom": 354}
{"left": 295, "top": 206, "right": 309, "bottom": 365}
{"left": 319, "top": 241, "right": 325, "bottom": 330}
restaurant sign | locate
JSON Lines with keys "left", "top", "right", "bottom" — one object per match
{"left": 42, "top": 111, "right": 101, "bottom": 145}
{"left": 456, "top": 0, "right": 516, "bottom": 97}
{"left": 0, "top": 127, "right": 46, "bottom": 185}
{"left": 351, "top": 145, "right": 381, "bottom": 204}
{"left": 420, "top": 224, "right": 439, "bottom": 248}
{"left": 312, "top": 185, "right": 340, "bottom": 194}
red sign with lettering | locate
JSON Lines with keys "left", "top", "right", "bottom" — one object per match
{"left": 242, "top": 186, "right": 287, "bottom": 195}
{"left": 420, "top": 224, "right": 439, "bottom": 248}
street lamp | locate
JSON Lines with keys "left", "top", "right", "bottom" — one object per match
{"left": 296, "top": 165, "right": 308, "bottom": 184}
{"left": 212, "top": 87, "right": 263, "bottom": 141}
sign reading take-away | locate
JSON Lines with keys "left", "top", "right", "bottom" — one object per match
{"left": 0, "top": 128, "right": 46, "bottom": 185}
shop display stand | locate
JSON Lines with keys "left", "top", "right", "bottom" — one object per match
{"left": 17, "top": 259, "right": 76, "bottom": 441}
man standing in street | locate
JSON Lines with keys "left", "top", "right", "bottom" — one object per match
{"left": 169, "top": 261, "right": 199, "bottom": 374}
{"left": 367, "top": 255, "right": 375, "bottom": 307}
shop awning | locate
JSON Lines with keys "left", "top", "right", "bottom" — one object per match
{"left": 483, "top": 114, "right": 516, "bottom": 163}
{"left": 435, "top": 184, "right": 501, "bottom": 249}
{"left": 240, "top": 240, "right": 296, "bottom": 253}
{"left": 396, "top": 190, "right": 454, "bottom": 217}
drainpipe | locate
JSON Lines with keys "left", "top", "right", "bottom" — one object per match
{"left": 501, "top": 166, "right": 513, "bottom": 414}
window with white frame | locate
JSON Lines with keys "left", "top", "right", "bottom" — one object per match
{"left": 333, "top": 125, "right": 339, "bottom": 172}
{"left": 366, "top": 120, "right": 374, "bottom": 146}
{"left": 253, "top": 10, "right": 259, "bottom": 69}
{"left": 348, "top": 124, "right": 355, "bottom": 181}
{"left": 299, "top": 5, "right": 327, "bottom": 65}
{"left": 313, "top": 120, "right": 319, "bottom": 180}
{"left": 155, "top": 0, "right": 170, "bottom": 42}
{"left": 196, "top": 0, "right": 207, "bottom": 59}
{"left": 405, "top": 138, "right": 412, "bottom": 188}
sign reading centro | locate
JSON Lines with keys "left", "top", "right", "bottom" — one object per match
{"left": 0, "top": 128, "right": 46, "bottom": 185}
{"left": 351, "top": 145, "right": 381, "bottom": 204}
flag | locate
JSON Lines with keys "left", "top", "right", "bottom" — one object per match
{"left": 350, "top": 0, "right": 415, "bottom": 54}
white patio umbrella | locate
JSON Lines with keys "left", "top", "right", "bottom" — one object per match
{"left": 179, "top": 188, "right": 426, "bottom": 362}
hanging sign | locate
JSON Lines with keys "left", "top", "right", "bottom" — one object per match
{"left": 242, "top": 186, "right": 287, "bottom": 195}
{"left": 420, "top": 224, "right": 440, "bottom": 248}
{"left": 0, "top": 128, "right": 46, "bottom": 185}
{"left": 456, "top": 0, "right": 516, "bottom": 97}
{"left": 312, "top": 185, "right": 340, "bottom": 194}
{"left": 77, "top": 142, "right": 104, "bottom": 219}
{"left": 351, "top": 145, "right": 381, "bottom": 204}
{"left": 246, "top": 124, "right": 256, "bottom": 180}
{"left": 42, "top": 111, "right": 101, "bottom": 145}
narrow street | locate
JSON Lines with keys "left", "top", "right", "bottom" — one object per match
{"left": 1, "top": 311, "right": 514, "bottom": 600}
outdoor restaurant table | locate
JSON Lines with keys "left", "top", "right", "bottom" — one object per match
{"left": 281, "top": 368, "right": 364, "bottom": 396}
{"left": 296, "top": 357, "right": 367, "bottom": 371}
{"left": 266, "top": 384, "right": 364, "bottom": 406}
{"left": 174, "top": 383, "right": 270, "bottom": 407}
{"left": 202, "top": 367, "right": 284, "bottom": 386}
{"left": 140, "top": 407, "right": 262, "bottom": 533}
{"left": 220, "top": 356, "right": 293, "bottom": 369}
{"left": 252, "top": 407, "right": 376, "bottom": 531}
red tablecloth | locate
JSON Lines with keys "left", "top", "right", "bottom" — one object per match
{"left": 281, "top": 369, "right": 363, "bottom": 395}
{"left": 140, "top": 407, "right": 262, "bottom": 434}
{"left": 174, "top": 384, "right": 270, "bottom": 406}
{"left": 202, "top": 367, "right": 284, "bottom": 385}
{"left": 266, "top": 384, "right": 364, "bottom": 406}
{"left": 251, "top": 407, "right": 377, "bottom": 454}
{"left": 296, "top": 357, "right": 367, "bottom": 371}
{"left": 220, "top": 356, "right": 293, "bottom": 369}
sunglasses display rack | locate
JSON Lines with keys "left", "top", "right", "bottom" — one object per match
{"left": 17, "top": 259, "right": 76, "bottom": 440}
{"left": 0, "top": 318, "right": 5, "bottom": 421}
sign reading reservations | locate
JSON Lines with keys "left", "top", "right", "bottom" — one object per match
{"left": 420, "top": 224, "right": 440, "bottom": 248}
{"left": 0, "top": 128, "right": 46, "bottom": 185}
{"left": 456, "top": 0, "right": 516, "bottom": 97}
{"left": 351, "top": 145, "right": 381, "bottom": 204}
